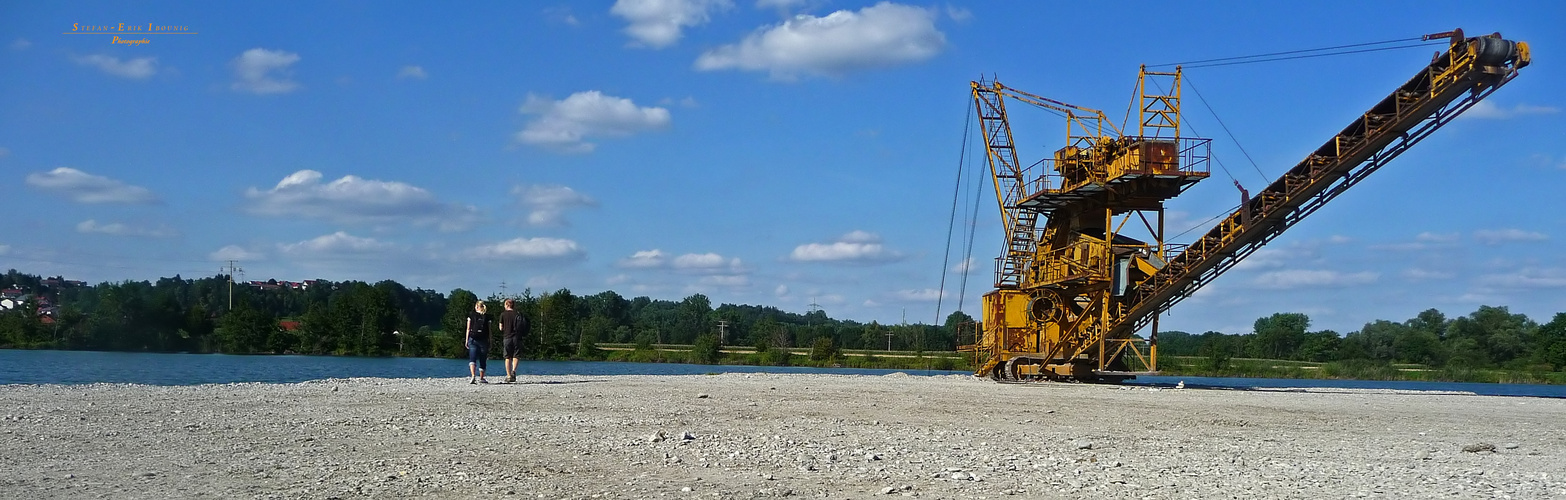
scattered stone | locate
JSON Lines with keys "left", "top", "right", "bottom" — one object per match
{"left": 1503, "top": 443, "right": 1520, "bottom": 450}
{"left": 1462, "top": 443, "right": 1496, "bottom": 453}
{"left": 647, "top": 431, "right": 667, "bottom": 443}
{"left": 681, "top": 431, "right": 696, "bottom": 440}
{"left": 1075, "top": 440, "right": 1094, "bottom": 450}
{"left": 697, "top": 393, "right": 709, "bottom": 399}
{"left": 881, "top": 486, "right": 898, "bottom": 494}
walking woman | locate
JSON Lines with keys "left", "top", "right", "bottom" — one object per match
{"left": 465, "top": 301, "right": 491, "bottom": 384}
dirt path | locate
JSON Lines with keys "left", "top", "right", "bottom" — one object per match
{"left": 2, "top": 373, "right": 1561, "bottom": 499}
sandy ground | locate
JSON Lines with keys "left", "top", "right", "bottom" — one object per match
{"left": 1, "top": 373, "right": 1562, "bottom": 499}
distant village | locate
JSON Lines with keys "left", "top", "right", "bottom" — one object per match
{"left": 0, "top": 277, "right": 86, "bottom": 324}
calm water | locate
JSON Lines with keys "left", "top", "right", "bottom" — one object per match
{"left": 2, "top": 349, "right": 1563, "bottom": 398}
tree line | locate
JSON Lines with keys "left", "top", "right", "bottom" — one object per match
{"left": 0, "top": 269, "right": 963, "bottom": 359}
{"left": 1157, "top": 308, "right": 1566, "bottom": 372}
{"left": 8, "top": 268, "right": 1561, "bottom": 374}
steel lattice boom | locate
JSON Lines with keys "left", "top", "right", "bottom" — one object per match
{"left": 963, "top": 30, "right": 1531, "bottom": 382}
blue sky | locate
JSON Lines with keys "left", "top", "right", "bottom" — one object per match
{"left": 2, "top": 1, "right": 1563, "bottom": 335}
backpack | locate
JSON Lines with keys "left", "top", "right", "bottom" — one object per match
{"left": 470, "top": 313, "right": 489, "bottom": 336}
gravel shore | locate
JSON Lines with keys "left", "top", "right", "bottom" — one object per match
{"left": 2, "top": 373, "right": 1562, "bottom": 499}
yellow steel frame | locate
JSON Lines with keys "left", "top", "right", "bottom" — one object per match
{"left": 967, "top": 31, "right": 1530, "bottom": 383}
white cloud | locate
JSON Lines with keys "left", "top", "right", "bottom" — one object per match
{"left": 1417, "top": 232, "right": 1461, "bottom": 243}
{"left": 243, "top": 170, "right": 479, "bottom": 231}
{"left": 516, "top": 91, "right": 671, "bottom": 153}
{"left": 1402, "top": 268, "right": 1454, "bottom": 281}
{"left": 699, "top": 275, "right": 749, "bottom": 287}
{"left": 397, "top": 65, "right": 427, "bottom": 80}
{"left": 944, "top": 5, "right": 972, "bottom": 22}
{"left": 1370, "top": 231, "right": 1462, "bottom": 252}
{"left": 76, "top": 220, "right": 178, "bottom": 238}
{"left": 25, "top": 167, "right": 159, "bottom": 204}
{"left": 462, "top": 237, "right": 584, "bottom": 261}
{"left": 774, "top": 284, "right": 789, "bottom": 297}
{"left": 1475, "top": 268, "right": 1566, "bottom": 290}
{"left": 73, "top": 54, "right": 157, "bottom": 79}
{"left": 659, "top": 96, "right": 701, "bottom": 108}
{"left": 1473, "top": 228, "right": 1548, "bottom": 245}
{"left": 611, "top": 0, "right": 732, "bottom": 48}
{"left": 544, "top": 7, "right": 582, "bottom": 26}
{"left": 1460, "top": 101, "right": 1559, "bottom": 120}
{"left": 672, "top": 252, "right": 743, "bottom": 271}
{"left": 209, "top": 245, "right": 265, "bottom": 261}
{"left": 619, "top": 249, "right": 669, "bottom": 268}
{"left": 1252, "top": 270, "right": 1378, "bottom": 290}
{"left": 695, "top": 2, "right": 945, "bottom": 79}
{"left": 231, "top": 48, "right": 300, "bottom": 94}
{"left": 607, "top": 274, "right": 632, "bottom": 285}
{"left": 893, "top": 288, "right": 945, "bottom": 302}
{"left": 789, "top": 231, "right": 901, "bottom": 263}
{"left": 950, "top": 257, "right": 976, "bottom": 274}
{"left": 513, "top": 184, "right": 598, "bottom": 226}
{"left": 10, "top": 38, "right": 30, "bottom": 51}
{"left": 756, "top": 0, "right": 806, "bottom": 9}
{"left": 280, "top": 232, "right": 397, "bottom": 256}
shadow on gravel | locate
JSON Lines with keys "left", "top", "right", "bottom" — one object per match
{"left": 512, "top": 379, "right": 612, "bottom": 386}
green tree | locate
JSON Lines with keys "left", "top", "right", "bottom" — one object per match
{"left": 1296, "top": 330, "right": 1341, "bottom": 362}
{"left": 1253, "top": 313, "right": 1309, "bottom": 359}
{"left": 216, "top": 302, "right": 275, "bottom": 353}
{"left": 1446, "top": 306, "right": 1538, "bottom": 367}
{"left": 1533, "top": 313, "right": 1566, "bottom": 370}
{"left": 688, "top": 333, "right": 721, "bottom": 364}
{"left": 809, "top": 336, "right": 839, "bottom": 362}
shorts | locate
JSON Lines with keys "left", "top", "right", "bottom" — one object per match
{"left": 504, "top": 337, "right": 522, "bottom": 358}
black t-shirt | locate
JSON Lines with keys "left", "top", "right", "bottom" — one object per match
{"left": 467, "top": 311, "right": 490, "bottom": 342}
{"left": 499, "top": 310, "right": 529, "bottom": 340}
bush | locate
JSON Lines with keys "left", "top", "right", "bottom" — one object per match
{"left": 809, "top": 336, "right": 838, "bottom": 362}
{"left": 753, "top": 336, "right": 771, "bottom": 354}
{"left": 576, "top": 329, "right": 603, "bottom": 360}
{"left": 633, "top": 332, "right": 655, "bottom": 351}
{"left": 688, "top": 333, "right": 722, "bottom": 364}
{"left": 761, "top": 348, "right": 792, "bottom": 366}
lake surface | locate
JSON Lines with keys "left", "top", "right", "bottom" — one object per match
{"left": 3, "top": 349, "right": 1563, "bottom": 398}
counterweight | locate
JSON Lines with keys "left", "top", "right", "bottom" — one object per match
{"left": 964, "top": 30, "right": 1531, "bottom": 382}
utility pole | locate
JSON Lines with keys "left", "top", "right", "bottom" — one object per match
{"left": 716, "top": 320, "right": 729, "bottom": 344}
{"left": 224, "top": 260, "right": 244, "bottom": 311}
{"left": 499, "top": 280, "right": 508, "bottom": 298}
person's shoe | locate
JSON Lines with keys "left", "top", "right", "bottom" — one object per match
{"left": 507, "top": 375, "right": 516, "bottom": 383}
{"left": 469, "top": 378, "right": 476, "bottom": 385}
{"left": 480, "top": 378, "right": 489, "bottom": 384}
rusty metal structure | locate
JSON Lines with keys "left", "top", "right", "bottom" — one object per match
{"left": 961, "top": 29, "right": 1531, "bottom": 382}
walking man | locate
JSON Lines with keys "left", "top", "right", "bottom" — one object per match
{"left": 500, "top": 299, "right": 529, "bottom": 383}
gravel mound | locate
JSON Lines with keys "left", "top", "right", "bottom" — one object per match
{"left": 2, "top": 373, "right": 1561, "bottom": 498}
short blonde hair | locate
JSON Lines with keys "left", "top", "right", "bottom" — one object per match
{"left": 474, "top": 301, "right": 487, "bottom": 313}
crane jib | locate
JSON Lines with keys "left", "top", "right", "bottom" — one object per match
{"left": 1109, "top": 33, "right": 1531, "bottom": 340}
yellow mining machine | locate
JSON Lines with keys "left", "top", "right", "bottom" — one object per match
{"left": 962, "top": 29, "right": 1530, "bottom": 382}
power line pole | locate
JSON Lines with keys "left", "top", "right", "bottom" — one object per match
{"left": 499, "top": 280, "right": 508, "bottom": 298}
{"left": 224, "top": 260, "right": 244, "bottom": 311}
